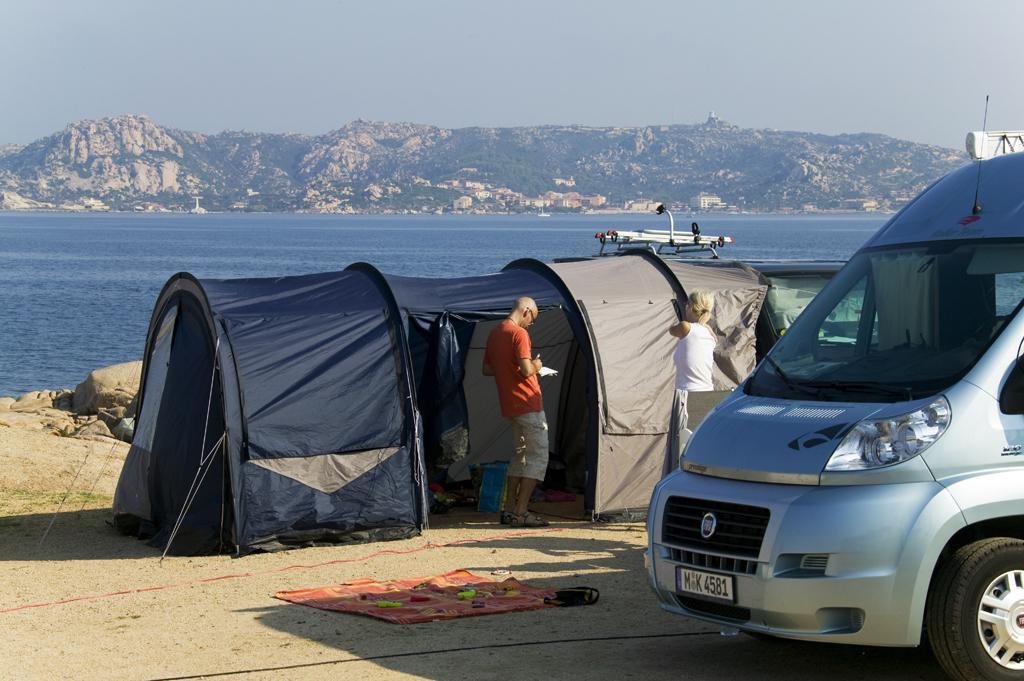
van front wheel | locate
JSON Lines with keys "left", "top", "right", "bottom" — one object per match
{"left": 928, "top": 538, "right": 1024, "bottom": 681}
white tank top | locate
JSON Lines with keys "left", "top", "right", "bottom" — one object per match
{"left": 673, "top": 323, "right": 716, "bottom": 391}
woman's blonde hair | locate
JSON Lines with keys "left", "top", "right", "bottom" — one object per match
{"left": 687, "top": 289, "right": 714, "bottom": 325}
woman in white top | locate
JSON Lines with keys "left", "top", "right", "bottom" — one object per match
{"left": 665, "top": 288, "right": 716, "bottom": 475}
{"left": 669, "top": 288, "right": 716, "bottom": 392}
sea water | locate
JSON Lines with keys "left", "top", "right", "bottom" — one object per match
{"left": 0, "top": 211, "right": 884, "bottom": 396}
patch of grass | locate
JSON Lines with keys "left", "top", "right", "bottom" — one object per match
{"left": 0, "top": 489, "right": 113, "bottom": 516}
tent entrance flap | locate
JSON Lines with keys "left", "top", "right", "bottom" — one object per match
{"left": 113, "top": 300, "right": 179, "bottom": 532}
{"left": 579, "top": 298, "right": 677, "bottom": 435}
{"left": 554, "top": 342, "right": 588, "bottom": 492}
{"left": 416, "top": 311, "right": 474, "bottom": 471}
{"left": 146, "top": 300, "right": 231, "bottom": 555}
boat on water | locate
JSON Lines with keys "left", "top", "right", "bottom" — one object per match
{"left": 537, "top": 210, "right": 551, "bottom": 217}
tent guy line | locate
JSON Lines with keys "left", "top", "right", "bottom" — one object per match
{"left": 0, "top": 527, "right": 565, "bottom": 615}
{"left": 75, "top": 438, "right": 123, "bottom": 514}
{"left": 37, "top": 439, "right": 95, "bottom": 548}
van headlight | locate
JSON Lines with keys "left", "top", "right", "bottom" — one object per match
{"left": 824, "top": 396, "right": 950, "bottom": 471}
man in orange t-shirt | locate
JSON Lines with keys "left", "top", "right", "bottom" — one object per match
{"left": 482, "top": 297, "right": 549, "bottom": 528}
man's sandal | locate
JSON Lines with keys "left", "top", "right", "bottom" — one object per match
{"left": 510, "top": 511, "right": 549, "bottom": 528}
{"left": 499, "top": 510, "right": 515, "bottom": 525}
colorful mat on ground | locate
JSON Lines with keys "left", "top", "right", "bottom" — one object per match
{"left": 274, "top": 569, "right": 557, "bottom": 624}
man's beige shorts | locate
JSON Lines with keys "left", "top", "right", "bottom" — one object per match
{"left": 508, "top": 411, "right": 549, "bottom": 481}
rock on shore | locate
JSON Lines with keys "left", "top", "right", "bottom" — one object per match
{"left": 0, "top": 360, "right": 142, "bottom": 443}
{"left": 73, "top": 361, "right": 141, "bottom": 415}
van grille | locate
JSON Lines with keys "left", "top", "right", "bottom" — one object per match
{"left": 662, "top": 496, "right": 770, "bottom": 558}
{"left": 670, "top": 548, "right": 758, "bottom": 575}
{"left": 800, "top": 554, "right": 829, "bottom": 572}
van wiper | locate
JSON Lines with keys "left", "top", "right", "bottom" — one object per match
{"left": 801, "top": 380, "right": 914, "bottom": 400}
{"left": 764, "top": 356, "right": 821, "bottom": 398}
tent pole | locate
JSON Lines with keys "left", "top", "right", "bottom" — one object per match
{"left": 218, "top": 445, "right": 226, "bottom": 554}
{"left": 196, "top": 337, "right": 221, "bottom": 477}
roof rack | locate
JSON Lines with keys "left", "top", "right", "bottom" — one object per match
{"left": 594, "top": 205, "right": 735, "bottom": 258}
{"left": 966, "top": 130, "right": 1024, "bottom": 160}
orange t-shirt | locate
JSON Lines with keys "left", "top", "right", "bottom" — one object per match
{"left": 484, "top": 319, "right": 543, "bottom": 418}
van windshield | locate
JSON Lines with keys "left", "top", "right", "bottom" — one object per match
{"left": 747, "top": 240, "right": 1024, "bottom": 402}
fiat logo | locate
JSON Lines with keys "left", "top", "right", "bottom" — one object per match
{"left": 700, "top": 512, "right": 718, "bottom": 539}
{"left": 1017, "top": 613, "right": 1024, "bottom": 629}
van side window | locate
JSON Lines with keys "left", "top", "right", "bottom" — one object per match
{"left": 1002, "top": 366, "right": 1024, "bottom": 415}
{"left": 764, "top": 275, "right": 833, "bottom": 336}
{"left": 996, "top": 272, "right": 1024, "bottom": 317}
{"left": 813, "top": 275, "right": 871, "bottom": 360}
{"left": 996, "top": 273, "right": 1024, "bottom": 414}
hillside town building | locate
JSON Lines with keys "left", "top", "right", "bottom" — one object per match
{"left": 690, "top": 192, "right": 726, "bottom": 211}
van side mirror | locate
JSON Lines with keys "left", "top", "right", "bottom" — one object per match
{"left": 1002, "top": 352, "right": 1024, "bottom": 415}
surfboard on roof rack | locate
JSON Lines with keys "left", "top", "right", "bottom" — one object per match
{"left": 594, "top": 204, "right": 734, "bottom": 258}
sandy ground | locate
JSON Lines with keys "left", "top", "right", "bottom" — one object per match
{"left": 0, "top": 426, "right": 950, "bottom": 681}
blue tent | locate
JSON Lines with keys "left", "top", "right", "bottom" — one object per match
{"left": 113, "top": 270, "right": 422, "bottom": 554}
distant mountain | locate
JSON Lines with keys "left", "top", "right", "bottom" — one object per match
{"left": 0, "top": 113, "right": 966, "bottom": 213}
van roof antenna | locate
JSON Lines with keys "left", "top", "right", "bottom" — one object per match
{"left": 972, "top": 95, "right": 989, "bottom": 216}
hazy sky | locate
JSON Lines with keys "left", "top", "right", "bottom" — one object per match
{"left": 3, "top": 0, "right": 1022, "bottom": 149}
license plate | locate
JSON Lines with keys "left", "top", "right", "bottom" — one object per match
{"left": 676, "top": 566, "right": 735, "bottom": 603}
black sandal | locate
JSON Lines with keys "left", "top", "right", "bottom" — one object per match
{"left": 544, "top": 587, "right": 600, "bottom": 607}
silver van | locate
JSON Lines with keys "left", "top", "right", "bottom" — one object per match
{"left": 646, "top": 137, "right": 1024, "bottom": 681}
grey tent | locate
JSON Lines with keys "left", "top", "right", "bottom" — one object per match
{"left": 113, "top": 253, "right": 768, "bottom": 555}
{"left": 509, "top": 255, "right": 688, "bottom": 515}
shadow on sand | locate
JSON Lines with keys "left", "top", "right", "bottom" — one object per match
{"left": 0, "top": 508, "right": 160, "bottom": 561}
{"left": 138, "top": 530, "right": 947, "bottom": 681}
